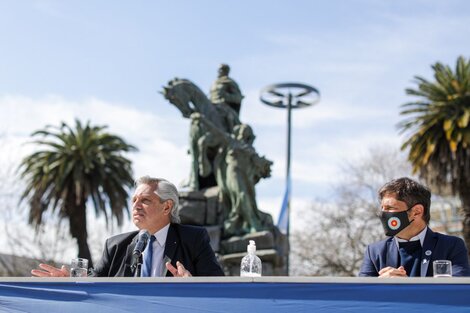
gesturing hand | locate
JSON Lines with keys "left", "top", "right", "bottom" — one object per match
{"left": 31, "top": 264, "right": 69, "bottom": 277}
{"left": 166, "top": 261, "right": 192, "bottom": 277}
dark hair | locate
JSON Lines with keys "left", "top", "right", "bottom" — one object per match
{"left": 378, "top": 177, "right": 431, "bottom": 224}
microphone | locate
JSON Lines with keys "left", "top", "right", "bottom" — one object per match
{"left": 131, "top": 229, "right": 151, "bottom": 275}
{"left": 133, "top": 229, "right": 151, "bottom": 259}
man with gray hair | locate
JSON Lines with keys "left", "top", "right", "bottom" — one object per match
{"left": 32, "top": 176, "right": 224, "bottom": 277}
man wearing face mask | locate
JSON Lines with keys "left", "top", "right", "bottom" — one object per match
{"left": 359, "top": 177, "right": 470, "bottom": 277}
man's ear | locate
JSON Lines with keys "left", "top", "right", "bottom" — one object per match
{"left": 163, "top": 200, "right": 174, "bottom": 215}
{"left": 411, "top": 204, "right": 424, "bottom": 218}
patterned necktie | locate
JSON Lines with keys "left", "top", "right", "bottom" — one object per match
{"left": 141, "top": 235, "right": 156, "bottom": 277}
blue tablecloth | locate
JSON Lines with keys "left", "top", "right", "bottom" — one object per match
{"left": 1, "top": 277, "right": 469, "bottom": 312}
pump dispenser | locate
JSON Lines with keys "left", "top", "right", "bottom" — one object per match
{"left": 240, "top": 240, "right": 262, "bottom": 277}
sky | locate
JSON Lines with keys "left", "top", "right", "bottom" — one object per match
{"left": 1, "top": 0, "right": 470, "bottom": 255}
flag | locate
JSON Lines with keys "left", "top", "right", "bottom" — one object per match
{"left": 277, "top": 175, "right": 291, "bottom": 234}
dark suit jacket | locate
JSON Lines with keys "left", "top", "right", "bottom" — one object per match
{"left": 359, "top": 228, "right": 470, "bottom": 277}
{"left": 93, "top": 223, "right": 224, "bottom": 277}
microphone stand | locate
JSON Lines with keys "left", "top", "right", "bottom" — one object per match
{"left": 131, "top": 254, "right": 143, "bottom": 277}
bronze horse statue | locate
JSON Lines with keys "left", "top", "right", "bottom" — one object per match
{"left": 162, "top": 78, "right": 240, "bottom": 190}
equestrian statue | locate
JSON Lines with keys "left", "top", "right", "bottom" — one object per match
{"left": 161, "top": 68, "right": 274, "bottom": 237}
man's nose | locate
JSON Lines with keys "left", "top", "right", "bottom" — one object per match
{"left": 133, "top": 200, "right": 142, "bottom": 210}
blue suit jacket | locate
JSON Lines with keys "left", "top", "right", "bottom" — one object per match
{"left": 359, "top": 228, "right": 470, "bottom": 277}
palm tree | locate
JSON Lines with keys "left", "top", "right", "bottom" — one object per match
{"left": 398, "top": 56, "right": 470, "bottom": 251}
{"left": 19, "top": 119, "right": 137, "bottom": 267}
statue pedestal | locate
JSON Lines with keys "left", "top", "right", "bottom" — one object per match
{"left": 220, "top": 229, "right": 288, "bottom": 276}
{"left": 178, "top": 187, "right": 222, "bottom": 226}
{"left": 178, "top": 188, "right": 288, "bottom": 275}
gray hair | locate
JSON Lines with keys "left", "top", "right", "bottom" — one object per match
{"left": 135, "top": 175, "right": 180, "bottom": 224}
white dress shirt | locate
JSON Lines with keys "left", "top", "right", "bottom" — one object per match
{"left": 143, "top": 223, "right": 170, "bottom": 277}
{"left": 394, "top": 226, "right": 427, "bottom": 248}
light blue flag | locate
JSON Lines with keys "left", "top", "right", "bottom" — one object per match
{"left": 277, "top": 175, "right": 291, "bottom": 234}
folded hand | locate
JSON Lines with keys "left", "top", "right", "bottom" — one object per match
{"left": 378, "top": 266, "right": 408, "bottom": 278}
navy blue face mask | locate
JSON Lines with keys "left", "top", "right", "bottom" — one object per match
{"left": 379, "top": 209, "right": 414, "bottom": 237}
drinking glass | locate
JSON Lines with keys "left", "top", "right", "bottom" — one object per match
{"left": 70, "top": 258, "right": 89, "bottom": 277}
{"left": 433, "top": 260, "right": 452, "bottom": 277}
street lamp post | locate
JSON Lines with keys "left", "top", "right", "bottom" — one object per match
{"left": 260, "top": 82, "right": 320, "bottom": 274}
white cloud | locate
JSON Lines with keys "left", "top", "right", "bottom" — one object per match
{"left": 0, "top": 94, "right": 191, "bottom": 185}
{"left": 257, "top": 195, "right": 314, "bottom": 230}
{"left": 0, "top": 93, "right": 385, "bottom": 232}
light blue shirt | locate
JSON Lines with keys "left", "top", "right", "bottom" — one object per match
{"left": 143, "top": 223, "right": 170, "bottom": 277}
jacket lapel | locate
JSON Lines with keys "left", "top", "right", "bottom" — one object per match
{"left": 123, "top": 233, "right": 139, "bottom": 277}
{"left": 421, "top": 228, "right": 437, "bottom": 277}
{"left": 163, "top": 224, "right": 178, "bottom": 277}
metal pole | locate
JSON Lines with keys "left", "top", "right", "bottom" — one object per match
{"left": 286, "top": 91, "right": 292, "bottom": 274}
{"left": 259, "top": 82, "right": 320, "bottom": 276}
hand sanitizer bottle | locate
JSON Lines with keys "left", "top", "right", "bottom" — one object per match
{"left": 240, "top": 240, "right": 262, "bottom": 277}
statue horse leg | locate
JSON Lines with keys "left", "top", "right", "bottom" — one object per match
{"left": 187, "top": 120, "right": 203, "bottom": 191}
{"left": 198, "top": 130, "right": 223, "bottom": 178}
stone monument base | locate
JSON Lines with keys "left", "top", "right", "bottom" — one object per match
{"left": 219, "top": 229, "right": 288, "bottom": 276}
{"left": 178, "top": 187, "right": 288, "bottom": 276}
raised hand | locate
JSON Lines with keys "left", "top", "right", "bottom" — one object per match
{"left": 165, "top": 261, "right": 192, "bottom": 277}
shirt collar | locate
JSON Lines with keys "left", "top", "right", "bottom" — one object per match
{"left": 152, "top": 223, "right": 170, "bottom": 248}
{"left": 394, "top": 226, "right": 428, "bottom": 248}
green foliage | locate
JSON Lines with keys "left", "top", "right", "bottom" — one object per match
{"left": 398, "top": 56, "right": 470, "bottom": 192}
{"left": 18, "top": 119, "right": 137, "bottom": 263}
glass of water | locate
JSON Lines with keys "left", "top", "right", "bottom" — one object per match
{"left": 433, "top": 260, "right": 452, "bottom": 277}
{"left": 70, "top": 258, "right": 89, "bottom": 277}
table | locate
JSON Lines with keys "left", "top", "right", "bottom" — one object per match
{"left": 1, "top": 277, "right": 469, "bottom": 312}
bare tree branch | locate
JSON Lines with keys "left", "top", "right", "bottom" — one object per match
{"left": 290, "top": 146, "right": 413, "bottom": 276}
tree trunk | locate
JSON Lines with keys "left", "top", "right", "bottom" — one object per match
{"left": 458, "top": 179, "right": 470, "bottom": 258}
{"left": 67, "top": 200, "right": 93, "bottom": 268}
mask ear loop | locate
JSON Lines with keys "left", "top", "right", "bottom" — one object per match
{"left": 406, "top": 203, "right": 420, "bottom": 224}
